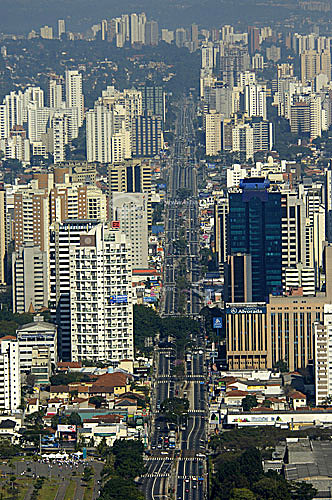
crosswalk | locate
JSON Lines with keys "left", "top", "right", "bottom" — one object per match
{"left": 143, "top": 473, "right": 171, "bottom": 478}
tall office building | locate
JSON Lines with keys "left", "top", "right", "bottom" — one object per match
{"left": 214, "top": 197, "right": 228, "bottom": 273}
{"left": 228, "top": 178, "right": 282, "bottom": 301}
{"left": 12, "top": 242, "right": 49, "bottom": 314}
{"left": 139, "top": 85, "right": 165, "bottom": 120}
{"left": 132, "top": 115, "right": 163, "bottom": 157}
{"left": 0, "top": 337, "right": 20, "bottom": 411}
{"left": 145, "top": 21, "right": 159, "bottom": 46}
{"left": 50, "top": 220, "right": 100, "bottom": 360}
{"left": 224, "top": 253, "right": 253, "bottom": 303}
{"left": 70, "top": 223, "right": 134, "bottom": 363}
{"left": 111, "top": 192, "right": 148, "bottom": 269}
{"left": 280, "top": 191, "right": 307, "bottom": 284}
{"left": 65, "top": 70, "right": 84, "bottom": 127}
{"left": 108, "top": 159, "right": 152, "bottom": 226}
{"left": 248, "top": 26, "right": 260, "bottom": 55}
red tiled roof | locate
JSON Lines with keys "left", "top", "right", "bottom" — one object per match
{"left": 225, "top": 390, "right": 248, "bottom": 397}
{"left": 50, "top": 385, "right": 69, "bottom": 393}
{"left": 57, "top": 362, "right": 82, "bottom": 369}
{"left": 290, "top": 391, "right": 306, "bottom": 399}
{"left": 0, "top": 335, "right": 16, "bottom": 341}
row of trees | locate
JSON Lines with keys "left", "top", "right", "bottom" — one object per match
{"left": 211, "top": 447, "right": 316, "bottom": 500}
{"left": 99, "top": 439, "right": 145, "bottom": 500}
{"left": 133, "top": 304, "right": 200, "bottom": 355}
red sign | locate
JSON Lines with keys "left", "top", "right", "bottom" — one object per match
{"left": 112, "top": 221, "right": 120, "bottom": 228}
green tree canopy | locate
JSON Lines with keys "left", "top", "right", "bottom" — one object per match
{"left": 242, "top": 395, "right": 258, "bottom": 411}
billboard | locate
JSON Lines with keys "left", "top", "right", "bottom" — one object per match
{"left": 213, "top": 317, "right": 223, "bottom": 329}
{"left": 110, "top": 295, "right": 128, "bottom": 304}
{"left": 143, "top": 296, "right": 157, "bottom": 303}
{"left": 225, "top": 305, "right": 266, "bottom": 314}
{"left": 57, "top": 425, "right": 76, "bottom": 433}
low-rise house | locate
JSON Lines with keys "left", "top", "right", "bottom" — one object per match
{"left": 224, "top": 390, "right": 248, "bottom": 406}
{"left": 50, "top": 385, "right": 70, "bottom": 401}
{"left": 26, "top": 398, "right": 39, "bottom": 414}
{"left": 289, "top": 391, "right": 307, "bottom": 410}
{"left": 0, "top": 419, "right": 21, "bottom": 443}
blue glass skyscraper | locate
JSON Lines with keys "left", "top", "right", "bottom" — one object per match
{"left": 228, "top": 178, "right": 282, "bottom": 302}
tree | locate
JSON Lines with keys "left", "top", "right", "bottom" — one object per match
{"left": 82, "top": 465, "right": 93, "bottom": 482}
{"left": 253, "top": 476, "right": 291, "bottom": 500}
{"left": 289, "top": 481, "right": 317, "bottom": 500}
{"left": 68, "top": 412, "right": 81, "bottom": 425}
{"left": 89, "top": 396, "right": 106, "bottom": 408}
{"left": 242, "top": 395, "right": 258, "bottom": 411}
{"left": 97, "top": 437, "right": 110, "bottom": 458}
{"left": 273, "top": 360, "right": 288, "bottom": 373}
{"left": 160, "top": 397, "right": 189, "bottom": 424}
{"left": 100, "top": 477, "right": 144, "bottom": 500}
{"left": 230, "top": 488, "right": 257, "bottom": 500}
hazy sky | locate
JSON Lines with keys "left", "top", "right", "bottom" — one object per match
{"left": 0, "top": 0, "right": 294, "bottom": 34}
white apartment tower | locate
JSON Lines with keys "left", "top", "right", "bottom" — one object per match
{"left": 315, "top": 304, "right": 332, "bottom": 405}
{"left": 111, "top": 192, "right": 149, "bottom": 269}
{"left": 12, "top": 242, "right": 49, "bottom": 314}
{"left": 0, "top": 337, "right": 20, "bottom": 411}
{"left": 50, "top": 220, "right": 100, "bottom": 361}
{"left": 244, "top": 84, "right": 267, "bottom": 120}
{"left": 70, "top": 223, "right": 134, "bottom": 363}
{"left": 205, "top": 112, "right": 222, "bottom": 156}
{"left": 65, "top": 70, "right": 84, "bottom": 127}
{"left": 86, "top": 106, "right": 112, "bottom": 163}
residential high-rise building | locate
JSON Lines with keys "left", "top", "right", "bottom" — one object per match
{"left": 205, "top": 112, "right": 222, "bottom": 156}
{"left": 49, "top": 79, "right": 64, "bottom": 108}
{"left": 0, "top": 337, "right": 20, "bottom": 411}
{"left": 111, "top": 192, "right": 148, "bottom": 269}
{"left": 40, "top": 25, "right": 53, "bottom": 39}
{"left": 228, "top": 178, "right": 282, "bottom": 301}
{"left": 12, "top": 242, "right": 49, "bottom": 314}
{"left": 50, "top": 220, "right": 100, "bottom": 361}
{"left": 314, "top": 303, "right": 332, "bottom": 405}
{"left": 17, "top": 315, "right": 57, "bottom": 374}
{"left": 244, "top": 84, "right": 267, "bottom": 120}
{"left": 0, "top": 186, "right": 6, "bottom": 284}
{"left": 70, "top": 223, "right": 134, "bottom": 363}
{"left": 86, "top": 105, "right": 112, "bottom": 163}
{"left": 13, "top": 188, "right": 49, "bottom": 252}
{"left": 58, "top": 19, "right": 66, "bottom": 38}
{"left": 232, "top": 123, "right": 254, "bottom": 160}
{"left": 65, "top": 70, "right": 84, "bottom": 127}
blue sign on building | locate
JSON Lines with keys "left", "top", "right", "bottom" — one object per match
{"left": 110, "top": 295, "right": 128, "bottom": 304}
{"left": 213, "top": 317, "right": 223, "bottom": 329}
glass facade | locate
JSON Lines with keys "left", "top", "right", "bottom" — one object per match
{"left": 229, "top": 181, "right": 282, "bottom": 302}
